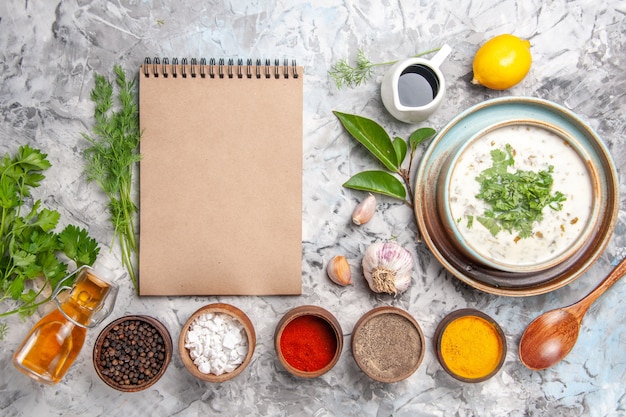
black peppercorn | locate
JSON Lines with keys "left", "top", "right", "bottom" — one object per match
{"left": 94, "top": 316, "right": 171, "bottom": 391}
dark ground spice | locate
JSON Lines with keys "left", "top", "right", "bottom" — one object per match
{"left": 353, "top": 313, "right": 422, "bottom": 380}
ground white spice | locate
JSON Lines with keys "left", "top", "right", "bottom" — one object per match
{"left": 184, "top": 312, "right": 248, "bottom": 375}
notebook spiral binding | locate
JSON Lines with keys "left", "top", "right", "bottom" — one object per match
{"left": 143, "top": 57, "right": 299, "bottom": 79}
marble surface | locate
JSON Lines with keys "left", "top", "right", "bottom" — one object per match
{"left": 1, "top": 0, "right": 625, "bottom": 416}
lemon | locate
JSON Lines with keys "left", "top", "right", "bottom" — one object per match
{"left": 471, "top": 34, "right": 532, "bottom": 90}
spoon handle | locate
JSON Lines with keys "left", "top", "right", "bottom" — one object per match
{"left": 570, "top": 256, "right": 626, "bottom": 318}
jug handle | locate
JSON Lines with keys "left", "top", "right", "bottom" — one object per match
{"left": 429, "top": 44, "right": 452, "bottom": 68}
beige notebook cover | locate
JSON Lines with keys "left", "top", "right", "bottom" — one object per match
{"left": 138, "top": 58, "right": 303, "bottom": 296}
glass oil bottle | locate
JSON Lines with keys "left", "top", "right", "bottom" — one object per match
{"left": 12, "top": 266, "right": 118, "bottom": 384}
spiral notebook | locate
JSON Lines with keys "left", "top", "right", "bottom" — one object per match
{"left": 138, "top": 58, "right": 303, "bottom": 296}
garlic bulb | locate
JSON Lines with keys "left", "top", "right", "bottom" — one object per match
{"left": 327, "top": 255, "right": 352, "bottom": 286}
{"left": 362, "top": 241, "right": 413, "bottom": 295}
{"left": 352, "top": 194, "right": 376, "bottom": 225}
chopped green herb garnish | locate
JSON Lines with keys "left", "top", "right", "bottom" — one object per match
{"left": 474, "top": 144, "right": 566, "bottom": 239}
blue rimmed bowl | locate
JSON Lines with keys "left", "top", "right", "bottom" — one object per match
{"left": 415, "top": 97, "right": 619, "bottom": 296}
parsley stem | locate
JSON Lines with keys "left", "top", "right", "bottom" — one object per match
{"left": 0, "top": 296, "right": 51, "bottom": 318}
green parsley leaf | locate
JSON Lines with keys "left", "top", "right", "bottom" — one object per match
{"left": 477, "top": 216, "right": 502, "bottom": 237}
{"left": 58, "top": 224, "right": 100, "bottom": 267}
{"left": 16, "top": 146, "right": 52, "bottom": 171}
{"left": 31, "top": 208, "right": 61, "bottom": 232}
{"left": 8, "top": 274, "right": 26, "bottom": 300}
{"left": 0, "top": 176, "right": 19, "bottom": 209}
{"left": 11, "top": 249, "right": 37, "bottom": 268}
{"left": 38, "top": 251, "right": 69, "bottom": 290}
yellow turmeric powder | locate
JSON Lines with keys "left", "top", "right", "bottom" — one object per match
{"left": 439, "top": 315, "right": 504, "bottom": 380}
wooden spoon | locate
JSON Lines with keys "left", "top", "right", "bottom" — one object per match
{"left": 519, "top": 256, "right": 626, "bottom": 370}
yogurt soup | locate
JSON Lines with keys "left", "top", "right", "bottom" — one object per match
{"left": 447, "top": 123, "right": 595, "bottom": 270}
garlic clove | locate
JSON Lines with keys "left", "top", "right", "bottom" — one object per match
{"left": 327, "top": 255, "right": 352, "bottom": 286}
{"left": 362, "top": 241, "right": 413, "bottom": 296}
{"left": 352, "top": 193, "right": 376, "bottom": 225}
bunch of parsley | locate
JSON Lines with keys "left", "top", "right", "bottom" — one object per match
{"left": 0, "top": 145, "right": 100, "bottom": 335}
{"left": 83, "top": 65, "right": 141, "bottom": 292}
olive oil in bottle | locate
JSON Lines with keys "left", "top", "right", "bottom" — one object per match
{"left": 13, "top": 267, "right": 117, "bottom": 384}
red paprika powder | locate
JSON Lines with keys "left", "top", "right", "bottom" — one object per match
{"left": 279, "top": 315, "right": 337, "bottom": 372}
